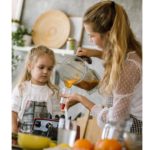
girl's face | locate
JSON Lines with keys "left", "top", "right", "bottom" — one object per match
{"left": 29, "top": 54, "right": 54, "bottom": 85}
{"left": 84, "top": 23, "right": 106, "bottom": 49}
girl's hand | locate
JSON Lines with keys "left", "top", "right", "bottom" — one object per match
{"left": 12, "top": 132, "right": 18, "bottom": 145}
{"left": 12, "top": 139, "right": 17, "bottom": 145}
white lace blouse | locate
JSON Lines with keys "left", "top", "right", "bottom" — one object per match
{"left": 91, "top": 51, "right": 142, "bottom": 128}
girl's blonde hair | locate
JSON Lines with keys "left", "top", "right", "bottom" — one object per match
{"left": 83, "top": 0, "right": 142, "bottom": 95}
{"left": 18, "top": 45, "right": 58, "bottom": 95}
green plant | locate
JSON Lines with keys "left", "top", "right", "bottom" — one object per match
{"left": 12, "top": 19, "right": 21, "bottom": 24}
{"left": 12, "top": 26, "right": 31, "bottom": 46}
{"left": 12, "top": 21, "right": 30, "bottom": 71}
{"left": 12, "top": 47, "right": 22, "bottom": 72}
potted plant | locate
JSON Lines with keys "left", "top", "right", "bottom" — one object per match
{"left": 12, "top": 24, "right": 32, "bottom": 46}
{"left": 12, "top": 20, "right": 31, "bottom": 72}
{"left": 12, "top": 19, "right": 21, "bottom": 32}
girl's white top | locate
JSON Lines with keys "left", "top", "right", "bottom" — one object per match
{"left": 12, "top": 81, "right": 53, "bottom": 121}
{"left": 91, "top": 51, "right": 142, "bottom": 128}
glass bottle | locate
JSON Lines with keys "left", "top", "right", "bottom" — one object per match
{"left": 66, "top": 37, "right": 76, "bottom": 50}
{"left": 123, "top": 119, "right": 142, "bottom": 150}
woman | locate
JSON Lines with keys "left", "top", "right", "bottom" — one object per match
{"left": 64, "top": 0, "right": 142, "bottom": 134}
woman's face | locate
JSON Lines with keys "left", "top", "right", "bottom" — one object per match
{"left": 29, "top": 54, "right": 54, "bottom": 85}
{"left": 84, "top": 23, "right": 106, "bottom": 49}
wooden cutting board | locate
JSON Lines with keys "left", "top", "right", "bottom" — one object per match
{"left": 84, "top": 116, "right": 102, "bottom": 143}
{"left": 32, "top": 10, "right": 70, "bottom": 48}
{"left": 73, "top": 109, "right": 90, "bottom": 138}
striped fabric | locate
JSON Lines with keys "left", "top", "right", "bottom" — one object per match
{"left": 130, "top": 114, "right": 142, "bottom": 135}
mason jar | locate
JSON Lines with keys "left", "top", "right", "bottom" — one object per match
{"left": 66, "top": 37, "right": 76, "bottom": 50}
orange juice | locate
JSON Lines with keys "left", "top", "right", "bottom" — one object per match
{"left": 60, "top": 79, "right": 78, "bottom": 111}
{"left": 64, "top": 79, "right": 78, "bottom": 88}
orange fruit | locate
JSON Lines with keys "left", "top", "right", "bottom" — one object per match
{"left": 94, "top": 139, "right": 122, "bottom": 150}
{"left": 73, "top": 139, "right": 93, "bottom": 150}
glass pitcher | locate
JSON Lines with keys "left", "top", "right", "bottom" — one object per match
{"left": 57, "top": 55, "right": 100, "bottom": 92}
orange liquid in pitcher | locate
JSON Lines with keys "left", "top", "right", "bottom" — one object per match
{"left": 64, "top": 79, "right": 78, "bottom": 88}
{"left": 76, "top": 80, "right": 99, "bottom": 91}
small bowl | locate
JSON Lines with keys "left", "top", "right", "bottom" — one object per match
{"left": 18, "top": 132, "right": 51, "bottom": 150}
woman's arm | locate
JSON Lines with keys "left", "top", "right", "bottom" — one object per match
{"left": 76, "top": 47, "right": 103, "bottom": 59}
{"left": 110, "top": 59, "right": 141, "bottom": 120}
{"left": 65, "top": 93, "right": 95, "bottom": 111}
{"left": 97, "top": 58, "right": 141, "bottom": 124}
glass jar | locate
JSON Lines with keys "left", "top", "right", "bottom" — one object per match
{"left": 101, "top": 120, "right": 125, "bottom": 140}
{"left": 57, "top": 56, "right": 100, "bottom": 92}
{"left": 123, "top": 120, "right": 142, "bottom": 150}
{"left": 101, "top": 111, "right": 142, "bottom": 150}
{"left": 66, "top": 37, "right": 76, "bottom": 50}
{"left": 101, "top": 109, "right": 132, "bottom": 141}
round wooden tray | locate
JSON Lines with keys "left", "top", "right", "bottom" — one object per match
{"left": 32, "top": 10, "right": 70, "bottom": 48}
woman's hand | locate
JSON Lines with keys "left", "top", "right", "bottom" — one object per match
{"left": 76, "top": 47, "right": 103, "bottom": 59}
{"left": 60, "top": 93, "right": 81, "bottom": 109}
{"left": 61, "top": 92, "right": 95, "bottom": 110}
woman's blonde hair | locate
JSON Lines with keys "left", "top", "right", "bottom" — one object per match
{"left": 18, "top": 45, "right": 58, "bottom": 95}
{"left": 84, "top": 0, "right": 142, "bottom": 95}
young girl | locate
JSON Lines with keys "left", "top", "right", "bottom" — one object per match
{"left": 12, "top": 45, "right": 58, "bottom": 139}
{"left": 64, "top": 0, "right": 142, "bottom": 135}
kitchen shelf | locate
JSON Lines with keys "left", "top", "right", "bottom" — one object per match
{"left": 12, "top": 45, "right": 75, "bottom": 55}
